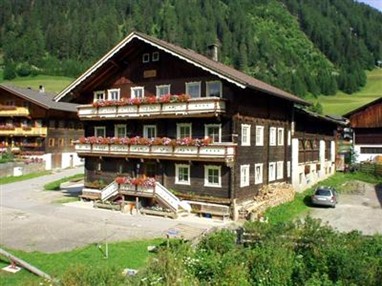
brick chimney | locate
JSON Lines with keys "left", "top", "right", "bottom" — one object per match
{"left": 208, "top": 43, "right": 219, "bottom": 62}
{"left": 39, "top": 85, "right": 45, "bottom": 93}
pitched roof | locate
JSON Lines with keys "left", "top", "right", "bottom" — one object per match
{"left": 343, "top": 97, "right": 382, "bottom": 117}
{"left": 0, "top": 84, "right": 78, "bottom": 112}
{"left": 295, "top": 106, "right": 347, "bottom": 126}
{"left": 55, "top": 31, "right": 309, "bottom": 106}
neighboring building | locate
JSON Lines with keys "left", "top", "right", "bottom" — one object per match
{"left": 292, "top": 107, "right": 342, "bottom": 191}
{"left": 344, "top": 97, "right": 382, "bottom": 163}
{"left": 0, "top": 84, "right": 83, "bottom": 169}
{"left": 55, "top": 32, "right": 338, "bottom": 219}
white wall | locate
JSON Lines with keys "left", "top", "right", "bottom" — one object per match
{"left": 292, "top": 139, "right": 336, "bottom": 192}
{"left": 61, "top": 152, "right": 84, "bottom": 169}
{"left": 354, "top": 144, "right": 382, "bottom": 163}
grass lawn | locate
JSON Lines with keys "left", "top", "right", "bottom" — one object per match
{"left": 0, "top": 239, "right": 164, "bottom": 286}
{"left": 2, "top": 75, "right": 74, "bottom": 94}
{"left": 0, "top": 171, "right": 51, "bottom": 185}
{"left": 313, "top": 69, "right": 382, "bottom": 116}
{"left": 43, "top": 173, "right": 84, "bottom": 191}
{"left": 265, "top": 171, "right": 381, "bottom": 224}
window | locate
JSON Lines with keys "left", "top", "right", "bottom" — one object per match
{"left": 58, "top": 138, "right": 65, "bottom": 147}
{"left": 185, "top": 82, "right": 201, "bottom": 98}
{"left": 255, "top": 126, "right": 264, "bottom": 146}
{"left": 108, "top": 89, "right": 120, "bottom": 101}
{"left": 287, "top": 161, "right": 291, "bottom": 178}
{"left": 277, "top": 128, "right": 284, "bottom": 146}
{"left": 152, "top": 51, "right": 160, "bottom": 61}
{"left": 115, "top": 125, "right": 126, "bottom": 138}
{"left": 177, "top": 123, "right": 192, "bottom": 139}
{"left": 206, "top": 81, "right": 222, "bottom": 97}
{"left": 93, "top": 91, "right": 105, "bottom": 102}
{"left": 205, "top": 124, "right": 221, "bottom": 143}
{"left": 142, "top": 53, "right": 150, "bottom": 63}
{"left": 95, "top": 126, "right": 106, "bottom": 137}
{"left": 131, "top": 87, "right": 144, "bottom": 99}
{"left": 240, "top": 164, "right": 250, "bottom": 187}
{"left": 241, "top": 124, "right": 251, "bottom": 146}
{"left": 254, "top": 163, "right": 263, "bottom": 184}
{"left": 269, "top": 162, "right": 276, "bottom": 181}
{"left": 360, "top": 147, "right": 382, "bottom": 154}
{"left": 23, "top": 101, "right": 29, "bottom": 108}
{"left": 48, "top": 138, "right": 55, "bottom": 147}
{"left": 5, "top": 100, "right": 15, "bottom": 106}
{"left": 277, "top": 161, "right": 284, "bottom": 179}
{"left": 58, "top": 120, "right": 65, "bottom": 128}
{"left": 204, "top": 165, "right": 221, "bottom": 187}
{"left": 143, "top": 125, "right": 157, "bottom": 138}
{"left": 175, "top": 164, "right": 190, "bottom": 185}
{"left": 156, "top": 84, "right": 171, "bottom": 97}
{"left": 269, "top": 127, "right": 276, "bottom": 146}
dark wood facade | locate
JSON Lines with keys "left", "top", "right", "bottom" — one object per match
{"left": 0, "top": 85, "right": 82, "bottom": 169}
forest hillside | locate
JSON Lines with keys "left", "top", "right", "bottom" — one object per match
{"left": 0, "top": 0, "right": 381, "bottom": 98}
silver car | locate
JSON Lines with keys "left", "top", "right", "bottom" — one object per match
{"left": 311, "top": 186, "right": 338, "bottom": 208}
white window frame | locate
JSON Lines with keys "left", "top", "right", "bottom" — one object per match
{"left": 114, "top": 124, "right": 126, "bottom": 138}
{"left": 206, "top": 81, "right": 222, "bottom": 97}
{"left": 287, "top": 161, "right": 291, "bottom": 178}
{"left": 93, "top": 91, "right": 105, "bottom": 102}
{"left": 143, "top": 125, "right": 157, "bottom": 138}
{"left": 204, "top": 124, "right": 221, "bottom": 143}
{"left": 255, "top": 125, "right": 264, "bottom": 146}
{"left": 152, "top": 51, "right": 160, "bottom": 62}
{"left": 142, "top": 53, "right": 150, "bottom": 63}
{"left": 107, "top": 88, "right": 120, "bottom": 101}
{"left": 241, "top": 124, "right": 251, "bottom": 146}
{"left": 185, "top": 81, "right": 201, "bottom": 98}
{"left": 269, "top": 162, "right": 276, "bottom": 182}
{"left": 240, "top": 164, "right": 250, "bottom": 187}
{"left": 177, "top": 123, "right": 192, "bottom": 139}
{"left": 156, "top": 84, "right": 171, "bottom": 97}
{"left": 288, "top": 130, "right": 291, "bottom": 146}
{"left": 95, "top": 126, "right": 106, "bottom": 137}
{"left": 175, "top": 164, "right": 190, "bottom": 185}
{"left": 277, "top": 128, "right": 284, "bottom": 146}
{"left": 131, "top": 86, "right": 144, "bottom": 99}
{"left": 269, "top": 127, "right": 276, "bottom": 146}
{"left": 277, "top": 161, "right": 284, "bottom": 180}
{"left": 204, "top": 165, "right": 222, "bottom": 187}
{"left": 254, "top": 163, "right": 263, "bottom": 185}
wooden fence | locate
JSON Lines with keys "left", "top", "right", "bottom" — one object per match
{"left": 353, "top": 163, "right": 382, "bottom": 177}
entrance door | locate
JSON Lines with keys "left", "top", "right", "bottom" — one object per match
{"left": 144, "top": 162, "right": 156, "bottom": 177}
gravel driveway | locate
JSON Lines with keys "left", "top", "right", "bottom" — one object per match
{"left": 306, "top": 181, "right": 382, "bottom": 235}
{"left": 0, "top": 167, "right": 230, "bottom": 253}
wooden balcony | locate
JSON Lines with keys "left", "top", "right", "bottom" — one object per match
{"left": 0, "top": 127, "right": 47, "bottom": 136}
{"left": 78, "top": 97, "right": 226, "bottom": 120}
{"left": 74, "top": 142, "right": 236, "bottom": 162}
{"left": 0, "top": 106, "right": 30, "bottom": 117}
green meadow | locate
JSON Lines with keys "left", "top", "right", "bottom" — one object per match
{"left": 312, "top": 69, "right": 382, "bottom": 116}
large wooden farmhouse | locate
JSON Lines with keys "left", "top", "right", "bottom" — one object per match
{"left": 55, "top": 32, "right": 339, "bottom": 219}
{"left": 0, "top": 84, "right": 83, "bottom": 169}
{"left": 344, "top": 97, "right": 382, "bottom": 163}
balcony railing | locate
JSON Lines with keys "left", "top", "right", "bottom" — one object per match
{"left": 0, "top": 106, "right": 30, "bottom": 117}
{"left": 74, "top": 142, "right": 236, "bottom": 162}
{"left": 78, "top": 97, "right": 226, "bottom": 120}
{"left": 0, "top": 127, "right": 47, "bottom": 136}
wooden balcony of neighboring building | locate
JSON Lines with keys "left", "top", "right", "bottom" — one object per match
{"left": 74, "top": 139, "right": 236, "bottom": 163}
{"left": 0, "top": 106, "right": 30, "bottom": 117}
{"left": 0, "top": 126, "right": 47, "bottom": 136}
{"left": 77, "top": 97, "right": 226, "bottom": 120}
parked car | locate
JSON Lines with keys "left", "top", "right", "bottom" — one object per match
{"left": 311, "top": 186, "right": 338, "bottom": 208}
